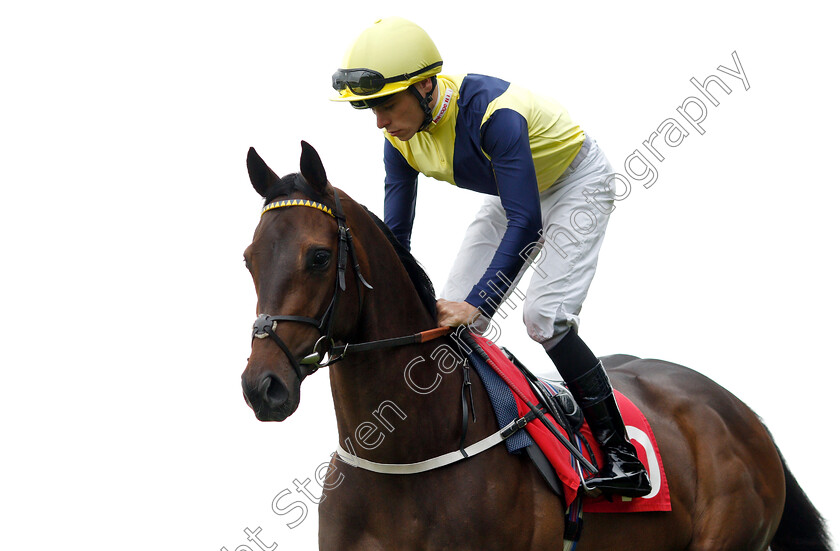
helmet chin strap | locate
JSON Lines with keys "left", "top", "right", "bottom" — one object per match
{"left": 409, "top": 76, "right": 437, "bottom": 131}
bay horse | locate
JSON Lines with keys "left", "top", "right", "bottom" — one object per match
{"left": 240, "top": 142, "right": 831, "bottom": 551}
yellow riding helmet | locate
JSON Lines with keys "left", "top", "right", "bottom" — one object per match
{"left": 331, "top": 17, "right": 443, "bottom": 105}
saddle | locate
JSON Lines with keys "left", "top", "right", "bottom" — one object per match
{"left": 503, "top": 347, "right": 585, "bottom": 431}
{"left": 463, "top": 332, "right": 671, "bottom": 516}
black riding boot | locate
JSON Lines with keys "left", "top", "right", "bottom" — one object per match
{"left": 547, "top": 332, "right": 652, "bottom": 498}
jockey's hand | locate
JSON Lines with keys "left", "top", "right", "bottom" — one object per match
{"left": 436, "top": 299, "right": 480, "bottom": 328}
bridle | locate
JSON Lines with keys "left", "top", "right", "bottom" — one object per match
{"left": 250, "top": 181, "right": 455, "bottom": 388}
{"left": 251, "top": 186, "right": 372, "bottom": 382}
{"left": 246, "top": 177, "right": 596, "bottom": 479}
{"left": 248, "top": 179, "right": 550, "bottom": 477}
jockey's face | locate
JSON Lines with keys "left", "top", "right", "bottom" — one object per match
{"left": 371, "top": 80, "right": 435, "bottom": 141}
{"left": 372, "top": 90, "right": 423, "bottom": 141}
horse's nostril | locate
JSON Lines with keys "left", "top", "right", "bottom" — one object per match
{"left": 259, "top": 373, "right": 289, "bottom": 406}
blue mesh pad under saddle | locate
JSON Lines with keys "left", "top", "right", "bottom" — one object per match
{"left": 467, "top": 350, "right": 535, "bottom": 453}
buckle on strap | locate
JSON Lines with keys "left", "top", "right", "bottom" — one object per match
{"left": 500, "top": 413, "right": 533, "bottom": 440}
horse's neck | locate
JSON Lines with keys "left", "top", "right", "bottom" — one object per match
{"left": 330, "top": 342, "right": 472, "bottom": 463}
{"left": 328, "top": 219, "right": 495, "bottom": 463}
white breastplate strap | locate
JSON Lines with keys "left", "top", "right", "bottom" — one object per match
{"left": 334, "top": 416, "right": 528, "bottom": 475}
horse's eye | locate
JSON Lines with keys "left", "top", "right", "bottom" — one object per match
{"left": 311, "top": 249, "right": 332, "bottom": 270}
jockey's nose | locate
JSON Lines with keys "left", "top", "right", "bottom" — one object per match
{"left": 375, "top": 110, "right": 389, "bottom": 129}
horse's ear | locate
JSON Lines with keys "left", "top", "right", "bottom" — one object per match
{"left": 247, "top": 147, "right": 281, "bottom": 198}
{"left": 300, "top": 140, "right": 330, "bottom": 194}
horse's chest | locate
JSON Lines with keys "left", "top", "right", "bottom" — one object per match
{"left": 318, "top": 452, "right": 562, "bottom": 550}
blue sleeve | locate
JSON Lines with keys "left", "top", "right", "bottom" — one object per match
{"left": 466, "top": 109, "right": 542, "bottom": 317}
{"left": 383, "top": 139, "right": 419, "bottom": 251}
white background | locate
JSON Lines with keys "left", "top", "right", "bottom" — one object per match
{"left": 2, "top": 1, "right": 837, "bottom": 549}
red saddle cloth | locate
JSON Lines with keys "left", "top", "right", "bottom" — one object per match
{"left": 471, "top": 334, "right": 671, "bottom": 513}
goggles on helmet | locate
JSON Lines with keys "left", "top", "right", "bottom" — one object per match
{"left": 332, "top": 62, "right": 443, "bottom": 96}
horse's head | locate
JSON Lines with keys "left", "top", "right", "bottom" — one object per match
{"left": 241, "top": 141, "right": 369, "bottom": 421}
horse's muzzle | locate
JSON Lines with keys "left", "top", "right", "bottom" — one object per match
{"left": 241, "top": 370, "right": 298, "bottom": 422}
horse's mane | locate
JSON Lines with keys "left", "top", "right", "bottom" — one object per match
{"left": 263, "top": 175, "right": 438, "bottom": 319}
{"left": 359, "top": 205, "right": 438, "bottom": 319}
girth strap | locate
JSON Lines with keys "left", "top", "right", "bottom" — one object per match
{"left": 463, "top": 334, "right": 599, "bottom": 474}
{"left": 334, "top": 411, "right": 537, "bottom": 475}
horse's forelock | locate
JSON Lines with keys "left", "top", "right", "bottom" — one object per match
{"left": 262, "top": 173, "right": 326, "bottom": 206}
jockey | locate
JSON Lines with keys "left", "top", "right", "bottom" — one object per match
{"left": 331, "top": 17, "right": 651, "bottom": 498}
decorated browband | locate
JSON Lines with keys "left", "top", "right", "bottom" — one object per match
{"left": 261, "top": 199, "right": 335, "bottom": 218}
